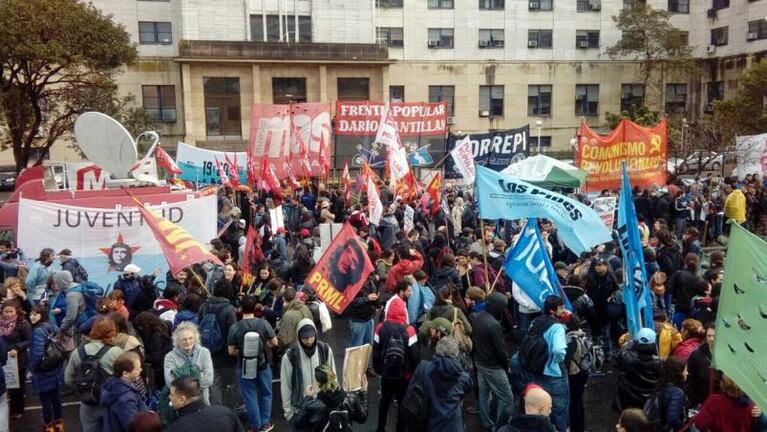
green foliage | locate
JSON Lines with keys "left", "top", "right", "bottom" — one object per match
{"left": 0, "top": 0, "right": 138, "bottom": 172}
{"left": 605, "top": 105, "right": 662, "bottom": 130}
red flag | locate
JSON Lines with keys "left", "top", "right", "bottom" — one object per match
{"left": 246, "top": 154, "right": 258, "bottom": 186}
{"left": 241, "top": 225, "right": 264, "bottom": 286}
{"left": 215, "top": 158, "right": 232, "bottom": 188}
{"left": 397, "top": 171, "right": 420, "bottom": 203}
{"left": 225, "top": 153, "right": 240, "bottom": 188}
{"left": 303, "top": 223, "right": 375, "bottom": 314}
{"left": 285, "top": 160, "right": 302, "bottom": 188}
{"left": 425, "top": 173, "right": 442, "bottom": 216}
{"left": 155, "top": 145, "right": 182, "bottom": 175}
{"left": 293, "top": 123, "right": 313, "bottom": 177}
{"left": 342, "top": 161, "right": 351, "bottom": 205}
{"left": 359, "top": 161, "right": 377, "bottom": 193}
{"left": 128, "top": 194, "right": 222, "bottom": 275}
{"left": 319, "top": 133, "right": 330, "bottom": 178}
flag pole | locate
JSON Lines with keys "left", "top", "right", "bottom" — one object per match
{"left": 488, "top": 267, "right": 504, "bottom": 294}
{"left": 480, "top": 219, "right": 490, "bottom": 292}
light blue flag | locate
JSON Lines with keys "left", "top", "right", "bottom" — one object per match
{"left": 503, "top": 219, "right": 573, "bottom": 311}
{"left": 617, "top": 163, "right": 654, "bottom": 337}
{"left": 475, "top": 165, "right": 611, "bottom": 255}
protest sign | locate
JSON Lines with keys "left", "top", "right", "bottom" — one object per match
{"left": 3, "top": 355, "right": 19, "bottom": 389}
{"left": 343, "top": 344, "right": 372, "bottom": 392}
{"left": 334, "top": 101, "right": 448, "bottom": 137}
{"left": 444, "top": 126, "right": 529, "bottom": 178}
{"left": 449, "top": 135, "right": 476, "bottom": 184}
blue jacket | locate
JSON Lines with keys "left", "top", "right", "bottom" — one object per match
{"left": 417, "top": 355, "right": 473, "bottom": 432}
{"left": 662, "top": 384, "right": 687, "bottom": 429}
{"left": 542, "top": 321, "right": 567, "bottom": 377}
{"left": 113, "top": 276, "right": 141, "bottom": 313}
{"left": 100, "top": 377, "right": 147, "bottom": 432}
{"left": 174, "top": 309, "right": 199, "bottom": 329}
{"left": 407, "top": 282, "right": 435, "bottom": 324}
{"left": 28, "top": 321, "right": 64, "bottom": 394}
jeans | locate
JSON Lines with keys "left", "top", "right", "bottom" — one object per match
{"left": 39, "top": 389, "right": 63, "bottom": 424}
{"left": 534, "top": 374, "right": 570, "bottom": 432}
{"left": 0, "top": 393, "right": 8, "bottom": 432}
{"left": 477, "top": 365, "right": 514, "bottom": 430}
{"left": 377, "top": 377, "right": 409, "bottom": 432}
{"left": 712, "top": 214, "right": 723, "bottom": 240}
{"left": 349, "top": 318, "right": 374, "bottom": 347}
{"left": 568, "top": 371, "right": 589, "bottom": 432}
{"left": 211, "top": 363, "right": 240, "bottom": 408}
{"left": 675, "top": 217, "right": 686, "bottom": 239}
{"left": 239, "top": 366, "right": 273, "bottom": 429}
{"left": 80, "top": 403, "right": 104, "bottom": 432}
{"left": 516, "top": 309, "right": 539, "bottom": 346}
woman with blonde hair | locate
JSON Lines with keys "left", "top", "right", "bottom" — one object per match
{"left": 291, "top": 363, "right": 368, "bottom": 432}
{"left": 163, "top": 322, "right": 214, "bottom": 404}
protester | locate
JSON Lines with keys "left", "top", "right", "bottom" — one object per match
{"left": 498, "top": 384, "right": 557, "bottom": 432}
{"left": 1, "top": 299, "right": 31, "bottom": 418}
{"left": 28, "top": 305, "right": 65, "bottom": 431}
{"left": 0, "top": 337, "right": 8, "bottom": 432}
{"left": 686, "top": 323, "right": 718, "bottom": 407}
{"left": 25, "top": 248, "right": 55, "bottom": 304}
{"left": 291, "top": 364, "right": 368, "bottom": 432}
{"left": 164, "top": 322, "right": 214, "bottom": 405}
{"left": 276, "top": 285, "right": 312, "bottom": 348}
{"left": 165, "top": 376, "right": 243, "bottom": 432}
{"left": 58, "top": 249, "right": 88, "bottom": 282}
{"left": 133, "top": 311, "right": 172, "bottom": 389}
{"left": 694, "top": 374, "right": 767, "bottom": 432}
{"left": 613, "top": 328, "right": 661, "bottom": 412}
{"left": 616, "top": 408, "right": 652, "bottom": 432}
{"left": 199, "top": 280, "right": 238, "bottom": 406}
{"left": 100, "top": 351, "right": 148, "bottom": 432}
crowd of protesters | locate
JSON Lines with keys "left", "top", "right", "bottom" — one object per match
{"left": 0, "top": 170, "right": 766, "bottom": 432}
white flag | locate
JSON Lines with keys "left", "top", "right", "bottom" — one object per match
{"left": 403, "top": 205, "right": 414, "bottom": 233}
{"left": 389, "top": 146, "right": 410, "bottom": 181}
{"left": 367, "top": 177, "right": 383, "bottom": 225}
{"left": 374, "top": 104, "right": 401, "bottom": 149}
{"left": 450, "top": 135, "right": 475, "bottom": 184}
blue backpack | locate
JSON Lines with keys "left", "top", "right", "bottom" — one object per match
{"left": 199, "top": 304, "right": 225, "bottom": 353}
{"left": 72, "top": 282, "right": 104, "bottom": 327}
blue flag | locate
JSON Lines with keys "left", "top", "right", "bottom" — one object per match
{"left": 475, "top": 165, "right": 611, "bottom": 255}
{"left": 503, "top": 219, "right": 572, "bottom": 311}
{"left": 617, "top": 163, "right": 654, "bottom": 337}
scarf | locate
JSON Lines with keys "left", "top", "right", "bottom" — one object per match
{"left": 0, "top": 316, "right": 16, "bottom": 337}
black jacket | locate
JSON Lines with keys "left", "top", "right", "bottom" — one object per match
{"left": 585, "top": 269, "right": 619, "bottom": 324}
{"left": 345, "top": 280, "right": 378, "bottom": 321}
{"left": 657, "top": 245, "right": 684, "bottom": 277}
{"left": 430, "top": 266, "right": 461, "bottom": 292}
{"left": 686, "top": 343, "right": 718, "bottom": 406}
{"left": 498, "top": 414, "right": 557, "bottom": 432}
{"left": 165, "top": 400, "right": 243, "bottom": 432}
{"left": 292, "top": 389, "right": 368, "bottom": 432}
{"left": 668, "top": 268, "right": 703, "bottom": 313}
{"left": 614, "top": 341, "right": 662, "bottom": 411}
{"left": 471, "top": 292, "right": 509, "bottom": 370}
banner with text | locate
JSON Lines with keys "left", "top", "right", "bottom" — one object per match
{"left": 444, "top": 126, "right": 530, "bottom": 178}
{"left": 334, "top": 101, "right": 448, "bottom": 137}
{"left": 576, "top": 118, "right": 667, "bottom": 192}
{"left": 248, "top": 102, "right": 332, "bottom": 180}
{"left": 176, "top": 142, "right": 248, "bottom": 186}
{"left": 17, "top": 195, "right": 217, "bottom": 291}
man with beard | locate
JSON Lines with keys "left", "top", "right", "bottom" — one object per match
{"left": 328, "top": 239, "right": 366, "bottom": 293}
{"left": 25, "top": 248, "right": 55, "bottom": 304}
{"left": 280, "top": 319, "right": 336, "bottom": 422}
{"left": 108, "top": 241, "right": 133, "bottom": 272}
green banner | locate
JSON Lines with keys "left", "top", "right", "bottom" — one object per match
{"left": 713, "top": 223, "right": 767, "bottom": 411}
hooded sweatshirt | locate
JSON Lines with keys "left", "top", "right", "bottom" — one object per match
{"left": 421, "top": 355, "right": 473, "bottom": 432}
{"left": 472, "top": 292, "right": 509, "bottom": 369}
{"left": 280, "top": 318, "right": 336, "bottom": 420}
{"left": 100, "top": 377, "right": 147, "bottom": 432}
{"left": 373, "top": 298, "right": 419, "bottom": 378}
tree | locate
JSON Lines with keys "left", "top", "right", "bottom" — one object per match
{"left": 606, "top": 4, "right": 696, "bottom": 110}
{"left": 0, "top": 0, "right": 139, "bottom": 173}
{"left": 605, "top": 105, "right": 662, "bottom": 130}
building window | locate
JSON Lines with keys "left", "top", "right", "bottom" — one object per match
{"left": 138, "top": 22, "right": 172, "bottom": 44}
{"left": 621, "top": 84, "right": 645, "bottom": 111}
{"left": 528, "top": 30, "right": 553, "bottom": 48}
{"left": 577, "top": 0, "right": 601, "bottom": 11}
{"left": 706, "top": 81, "right": 724, "bottom": 105}
{"left": 428, "top": 28, "right": 454, "bottom": 48}
{"left": 204, "top": 78, "right": 241, "bottom": 138}
{"left": 479, "top": 85, "right": 504, "bottom": 117}
{"left": 338, "top": 78, "right": 369, "bottom": 100}
{"left": 298, "top": 16, "right": 312, "bottom": 42}
{"left": 575, "top": 84, "right": 599, "bottom": 116}
{"left": 142, "top": 85, "right": 176, "bottom": 123}
{"left": 428, "top": 0, "right": 454, "bottom": 8}
{"left": 668, "top": 0, "right": 689, "bottom": 13}
{"left": 377, "top": 0, "right": 403, "bottom": 7}
{"left": 748, "top": 20, "right": 767, "bottom": 41}
{"left": 250, "top": 15, "right": 264, "bottom": 41}
{"left": 479, "top": 0, "right": 504, "bottom": 10}
{"left": 252, "top": 15, "right": 311, "bottom": 42}
{"left": 711, "top": 27, "right": 728, "bottom": 46}
{"left": 528, "top": 85, "right": 552, "bottom": 116}
{"left": 665, "top": 83, "right": 687, "bottom": 113}
{"left": 272, "top": 78, "right": 307, "bottom": 104}
{"left": 265, "top": 15, "right": 280, "bottom": 41}
{"left": 576, "top": 30, "right": 600, "bottom": 49}
{"left": 479, "top": 29, "right": 504, "bottom": 48}
{"left": 377, "top": 27, "right": 404, "bottom": 47}
{"left": 533, "top": 136, "right": 552, "bottom": 151}
{"left": 429, "top": 85, "right": 455, "bottom": 117}
{"left": 529, "top": 0, "right": 553, "bottom": 10}
{"left": 390, "top": 86, "right": 405, "bottom": 103}
{"left": 712, "top": 0, "right": 729, "bottom": 10}
{"left": 623, "top": 0, "right": 646, "bottom": 9}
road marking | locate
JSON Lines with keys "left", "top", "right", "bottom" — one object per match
{"left": 26, "top": 401, "right": 80, "bottom": 411}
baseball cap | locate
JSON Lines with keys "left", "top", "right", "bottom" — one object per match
{"left": 58, "top": 248, "right": 72, "bottom": 256}
{"left": 636, "top": 328, "right": 657, "bottom": 344}
{"left": 593, "top": 257, "right": 608, "bottom": 265}
{"left": 124, "top": 264, "right": 141, "bottom": 274}
{"left": 422, "top": 317, "right": 452, "bottom": 336}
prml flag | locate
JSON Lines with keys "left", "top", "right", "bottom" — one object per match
{"left": 304, "top": 223, "right": 374, "bottom": 313}
{"left": 503, "top": 220, "right": 572, "bottom": 310}
{"left": 617, "top": 163, "right": 653, "bottom": 337}
{"left": 450, "top": 135, "right": 476, "bottom": 184}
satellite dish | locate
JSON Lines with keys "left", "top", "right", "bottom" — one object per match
{"left": 74, "top": 112, "right": 138, "bottom": 179}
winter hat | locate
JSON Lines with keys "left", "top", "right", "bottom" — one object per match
{"left": 53, "top": 271, "right": 75, "bottom": 289}
{"left": 124, "top": 264, "right": 141, "bottom": 274}
{"left": 636, "top": 327, "right": 657, "bottom": 344}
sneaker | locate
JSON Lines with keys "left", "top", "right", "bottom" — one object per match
{"left": 260, "top": 423, "right": 275, "bottom": 432}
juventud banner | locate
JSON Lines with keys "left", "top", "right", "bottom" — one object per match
{"left": 576, "top": 118, "right": 667, "bottom": 192}
{"left": 334, "top": 101, "right": 448, "bottom": 136}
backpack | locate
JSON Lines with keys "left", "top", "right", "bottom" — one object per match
{"left": 39, "top": 331, "right": 66, "bottom": 372}
{"left": 451, "top": 307, "right": 473, "bottom": 353}
{"left": 72, "top": 282, "right": 105, "bottom": 327}
{"left": 199, "top": 304, "right": 225, "bottom": 353}
{"left": 398, "top": 364, "right": 430, "bottom": 432}
{"left": 519, "top": 316, "right": 558, "bottom": 376}
{"left": 241, "top": 330, "right": 262, "bottom": 379}
{"left": 73, "top": 345, "right": 111, "bottom": 405}
{"left": 324, "top": 410, "right": 352, "bottom": 432}
{"left": 382, "top": 327, "right": 407, "bottom": 379}
{"left": 566, "top": 331, "right": 604, "bottom": 374}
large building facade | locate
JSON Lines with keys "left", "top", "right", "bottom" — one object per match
{"left": 9, "top": 0, "right": 767, "bottom": 166}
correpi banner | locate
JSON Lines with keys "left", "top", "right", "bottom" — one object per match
{"left": 176, "top": 142, "right": 248, "bottom": 185}
{"left": 17, "top": 195, "right": 217, "bottom": 291}
{"left": 444, "top": 126, "right": 530, "bottom": 178}
{"left": 576, "top": 118, "right": 668, "bottom": 192}
{"left": 334, "top": 101, "right": 448, "bottom": 137}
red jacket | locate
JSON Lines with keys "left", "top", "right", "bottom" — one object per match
{"left": 695, "top": 394, "right": 765, "bottom": 432}
{"left": 384, "top": 252, "right": 424, "bottom": 292}
{"left": 373, "top": 296, "right": 419, "bottom": 379}
{"left": 670, "top": 337, "right": 701, "bottom": 361}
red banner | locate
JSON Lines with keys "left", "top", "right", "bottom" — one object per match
{"left": 334, "top": 101, "right": 448, "bottom": 137}
{"left": 304, "top": 223, "right": 374, "bottom": 313}
{"left": 576, "top": 118, "right": 667, "bottom": 192}
{"left": 248, "top": 103, "right": 331, "bottom": 180}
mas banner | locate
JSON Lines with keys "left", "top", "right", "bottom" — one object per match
{"left": 734, "top": 133, "right": 767, "bottom": 178}
{"left": 576, "top": 118, "right": 667, "bottom": 192}
{"left": 475, "top": 165, "right": 612, "bottom": 255}
{"left": 248, "top": 102, "right": 332, "bottom": 180}
{"left": 334, "top": 101, "right": 448, "bottom": 137}
{"left": 503, "top": 220, "right": 572, "bottom": 311}
{"left": 304, "top": 223, "right": 374, "bottom": 313}
{"left": 176, "top": 142, "right": 248, "bottom": 185}
{"left": 713, "top": 223, "right": 767, "bottom": 412}
{"left": 17, "top": 195, "right": 217, "bottom": 291}
{"left": 444, "top": 126, "right": 529, "bottom": 178}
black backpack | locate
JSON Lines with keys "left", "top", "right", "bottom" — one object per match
{"left": 382, "top": 327, "right": 406, "bottom": 380}
{"left": 39, "top": 331, "right": 66, "bottom": 372}
{"left": 398, "top": 363, "right": 430, "bottom": 432}
{"left": 519, "top": 316, "right": 558, "bottom": 376}
{"left": 73, "top": 345, "right": 111, "bottom": 405}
